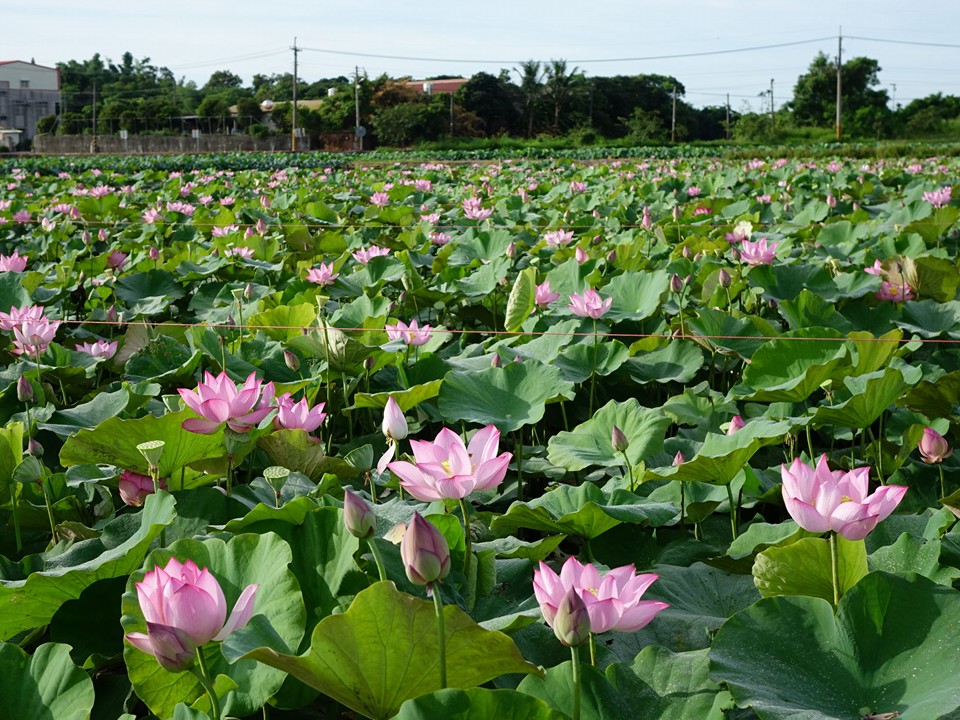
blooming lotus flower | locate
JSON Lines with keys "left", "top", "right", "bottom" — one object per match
{"left": 919, "top": 427, "right": 952, "bottom": 464}
{"left": 0, "top": 251, "right": 27, "bottom": 272}
{"left": 687, "top": 186, "right": 701, "bottom": 197}
{"left": 534, "top": 280, "right": 560, "bottom": 309}
{"left": 224, "top": 246, "right": 254, "bottom": 259}
{"left": 388, "top": 425, "right": 512, "bottom": 501}
{"left": 923, "top": 186, "right": 951, "bottom": 209}
{"left": 385, "top": 319, "right": 432, "bottom": 346}
{"left": 543, "top": 229, "right": 574, "bottom": 247}
{"left": 178, "top": 371, "right": 275, "bottom": 434}
{"left": 462, "top": 197, "right": 492, "bottom": 221}
{"left": 0, "top": 304, "right": 43, "bottom": 332}
{"left": 370, "top": 191, "right": 390, "bottom": 207}
{"left": 106, "top": 250, "right": 129, "bottom": 271}
{"left": 352, "top": 245, "right": 391, "bottom": 264}
{"left": 780, "top": 455, "right": 907, "bottom": 541}
{"left": 401, "top": 512, "right": 451, "bottom": 586}
{"left": 569, "top": 181, "right": 587, "bottom": 193}
{"left": 306, "top": 262, "right": 339, "bottom": 286}
{"left": 568, "top": 288, "right": 612, "bottom": 319}
{"left": 125, "top": 558, "right": 258, "bottom": 672}
{"left": 76, "top": 339, "right": 118, "bottom": 360}
{"left": 863, "top": 259, "right": 884, "bottom": 276}
{"left": 876, "top": 281, "right": 915, "bottom": 302}
{"left": 13, "top": 210, "right": 31, "bottom": 224}
{"left": 738, "top": 238, "right": 778, "bottom": 265}
{"left": 119, "top": 469, "right": 166, "bottom": 507}
{"left": 533, "top": 557, "right": 668, "bottom": 635}
{"left": 273, "top": 393, "right": 326, "bottom": 432}
{"left": 11, "top": 316, "right": 60, "bottom": 356}
{"left": 724, "top": 220, "right": 753, "bottom": 244}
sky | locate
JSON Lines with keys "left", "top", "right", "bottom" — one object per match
{"left": 9, "top": 0, "right": 960, "bottom": 111}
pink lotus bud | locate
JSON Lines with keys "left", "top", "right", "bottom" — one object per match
{"left": 606, "top": 250, "right": 617, "bottom": 264}
{"left": 575, "top": 246, "right": 588, "bottom": 265}
{"left": 148, "top": 246, "right": 160, "bottom": 260}
{"left": 16, "top": 375, "right": 33, "bottom": 403}
{"left": 670, "top": 273, "right": 684, "bottom": 294}
{"left": 641, "top": 206, "right": 652, "bottom": 230}
{"left": 682, "top": 246, "right": 692, "bottom": 259}
{"left": 255, "top": 218, "right": 267, "bottom": 235}
{"left": 673, "top": 451, "right": 685, "bottom": 466}
{"left": 27, "top": 438, "right": 43, "bottom": 457}
{"left": 718, "top": 268, "right": 732, "bottom": 288}
{"left": 283, "top": 349, "right": 300, "bottom": 372}
{"left": 505, "top": 241, "right": 516, "bottom": 259}
{"left": 552, "top": 587, "right": 591, "bottom": 647}
{"left": 119, "top": 470, "right": 165, "bottom": 507}
{"left": 400, "top": 512, "right": 451, "bottom": 586}
{"left": 672, "top": 205, "right": 681, "bottom": 222}
{"left": 491, "top": 353, "right": 503, "bottom": 368}
{"left": 826, "top": 193, "right": 837, "bottom": 208}
{"left": 727, "top": 416, "right": 745, "bottom": 435}
{"left": 343, "top": 489, "right": 376, "bottom": 539}
{"left": 611, "top": 425, "right": 629, "bottom": 453}
{"left": 382, "top": 396, "right": 408, "bottom": 440}
{"left": 919, "top": 427, "right": 952, "bottom": 464}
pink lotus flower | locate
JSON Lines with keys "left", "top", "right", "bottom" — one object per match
{"left": 429, "top": 231, "right": 450, "bottom": 245}
{"left": 876, "top": 281, "right": 915, "bottom": 302}
{"left": 727, "top": 416, "right": 745, "bottom": 435}
{"left": 919, "top": 427, "right": 952, "bottom": 464}
{"left": 11, "top": 315, "right": 60, "bottom": 356}
{"left": 106, "top": 250, "right": 129, "bottom": 271}
{"left": 125, "top": 558, "right": 258, "bottom": 672}
{"left": 0, "top": 251, "right": 27, "bottom": 272}
{"left": 401, "top": 512, "right": 451, "bottom": 587}
{"left": 533, "top": 557, "right": 668, "bottom": 635}
{"left": 224, "top": 246, "right": 254, "bottom": 259}
{"left": 534, "top": 280, "right": 560, "bottom": 309}
{"left": 738, "top": 238, "right": 778, "bottom": 266}
{"left": 211, "top": 225, "right": 240, "bottom": 238}
{"left": 923, "top": 186, "right": 951, "bottom": 209}
{"left": 568, "top": 288, "right": 612, "bottom": 319}
{"left": 414, "top": 179, "right": 433, "bottom": 192}
{"left": 864, "top": 259, "right": 884, "bottom": 276}
{"left": 76, "top": 339, "right": 118, "bottom": 360}
{"left": 13, "top": 210, "right": 31, "bottom": 224}
{"left": 306, "top": 262, "right": 339, "bottom": 286}
{"left": 724, "top": 220, "right": 753, "bottom": 244}
{"left": 387, "top": 425, "right": 512, "bottom": 500}
{"left": 569, "top": 181, "right": 587, "bottom": 194}
{"left": 0, "top": 304, "right": 44, "bottom": 332}
{"left": 119, "top": 469, "right": 166, "bottom": 507}
{"left": 780, "top": 455, "right": 907, "bottom": 541}
{"left": 382, "top": 396, "right": 408, "bottom": 440}
{"left": 370, "top": 191, "right": 390, "bottom": 207}
{"left": 178, "top": 371, "right": 275, "bottom": 434}
{"left": 575, "top": 246, "right": 589, "bottom": 265}
{"left": 273, "top": 393, "right": 326, "bottom": 432}
{"left": 385, "top": 319, "right": 432, "bottom": 346}
{"left": 343, "top": 489, "right": 376, "bottom": 539}
{"left": 687, "top": 186, "right": 701, "bottom": 197}
{"left": 543, "top": 229, "right": 574, "bottom": 247}
{"left": 142, "top": 208, "right": 162, "bottom": 224}
{"left": 352, "top": 245, "right": 391, "bottom": 264}
{"left": 462, "top": 197, "right": 492, "bottom": 221}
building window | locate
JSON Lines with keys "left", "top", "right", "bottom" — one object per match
{"left": 19, "top": 80, "right": 29, "bottom": 89}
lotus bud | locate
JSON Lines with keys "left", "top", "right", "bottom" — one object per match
{"left": 552, "top": 587, "right": 591, "bottom": 647}
{"left": 148, "top": 246, "right": 160, "bottom": 260}
{"left": 400, "top": 512, "right": 451, "bottom": 586}
{"left": 343, "top": 488, "right": 376, "bottom": 539}
{"left": 283, "top": 349, "right": 300, "bottom": 372}
{"left": 382, "top": 396, "right": 408, "bottom": 440}
{"left": 672, "top": 205, "right": 681, "bottom": 222}
{"left": 244, "top": 282, "right": 254, "bottom": 300}
{"left": 82, "top": 230, "right": 91, "bottom": 245}
{"left": 106, "top": 305, "right": 119, "bottom": 324}
{"left": 693, "top": 252, "right": 703, "bottom": 262}
{"left": 506, "top": 241, "right": 516, "bottom": 259}
{"left": 27, "top": 438, "right": 43, "bottom": 457}
{"left": 727, "top": 416, "right": 745, "bottom": 435}
{"left": 919, "top": 427, "right": 953, "bottom": 464}
{"left": 491, "top": 353, "right": 502, "bottom": 368}
{"left": 398, "top": 292, "right": 407, "bottom": 305}
{"left": 682, "top": 246, "right": 692, "bottom": 259}
{"left": 363, "top": 356, "right": 376, "bottom": 372}
{"left": 641, "top": 205, "right": 652, "bottom": 230}
{"left": 718, "top": 268, "right": 732, "bottom": 288}
{"left": 575, "top": 246, "right": 588, "bottom": 265}
{"left": 670, "top": 273, "right": 684, "bottom": 294}
{"left": 16, "top": 375, "right": 33, "bottom": 403}
{"left": 606, "top": 250, "right": 617, "bottom": 264}
{"left": 611, "top": 425, "right": 629, "bottom": 453}
{"left": 826, "top": 194, "right": 837, "bottom": 208}
{"left": 673, "top": 451, "right": 685, "bottom": 466}
{"left": 119, "top": 469, "right": 163, "bottom": 507}
{"left": 255, "top": 218, "right": 267, "bottom": 235}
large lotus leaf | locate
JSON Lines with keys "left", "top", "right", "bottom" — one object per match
{"left": 125, "top": 334, "right": 203, "bottom": 384}
{"left": 913, "top": 254, "right": 960, "bottom": 302}
{"left": 438, "top": 361, "right": 574, "bottom": 432}
{"left": 868, "top": 532, "right": 960, "bottom": 586}
{"left": 809, "top": 364, "right": 923, "bottom": 429}
{"left": 897, "top": 299, "right": 960, "bottom": 338}
{"left": 646, "top": 419, "right": 797, "bottom": 485}
{"left": 626, "top": 340, "right": 703, "bottom": 385}
{"left": 686, "top": 308, "right": 776, "bottom": 359}
{"left": 546, "top": 398, "right": 671, "bottom": 471}
{"left": 59, "top": 409, "right": 226, "bottom": 482}
{"left": 352, "top": 380, "right": 443, "bottom": 412}
{"left": 710, "top": 572, "right": 960, "bottom": 720}
{"left": 732, "top": 327, "right": 849, "bottom": 402}
{"left": 553, "top": 339, "right": 630, "bottom": 384}
{"left": 457, "top": 257, "right": 511, "bottom": 298}
{"left": 749, "top": 263, "right": 837, "bottom": 302}
{"left": 395, "top": 688, "right": 566, "bottom": 720}
{"left": 847, "top": 329, "right": 902, "bottom": 375}
{"left": 0, "top": 271, "right": 30, "bottom": 312}
{"left": 116, "top": 270, "right": 187, "bottom": 315}
{"left": 38, "top": 387, "right": 130, "bottom": 437}
{"left": 899, "top": 369, "right": 960, "bottom": 421}
{"left": 510, "top": 318, "right": 580, "bottom": 364}
{"left": 752, "top": 536, "right": 868, "bottom": 604}
{"left": 0, "top": 491, "right": 176, "bottom": 640}
{"left": 727, "top": 520, "right": 814, "bottom": 560}
{"left": 0, "top": 642, "right": 94, "bottom": 720}
{"left": 121, "top": 533, "right": 305, "bottom": 719}
{"left": 248, "top": 303, "right": 317, "bottom": 341}
{"left": 257, "top": 429, "right": 357, "bottom": 481}
{"left": 490, "top": 483, "right": 676, "bottom": 539}
{"left": 221, "top": 581, "right": 542, "bottom": 720}
{"left": 777, "top": 289, "right": 852, "bottom": 333}
{"left": 504, "top": 266, "right": 537, "bottom": 333}
{"left": 604, "top": 269, "right": 670, "bottom": 321}
{"left": 288, "top": 326, "right": 374, "bottom": 373}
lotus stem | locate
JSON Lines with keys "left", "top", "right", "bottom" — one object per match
{"left": 431, "top": 582, "right": 447, "bottom": 689}
{"left": 805, "top": 424, "right": 814, "bottom": 461}
{"left": 621, "top": 450, "right": 635, "bottom": 492}
{"left": 588, "top": 632, "right": 597, "bottom": 667}
{"left": 458, "top": 497, "right": 473, "bottom": 578}
{"left": 515, "top": 431, "right": 524, "bottom": 502}
{"left": 194, "top": 648, "right": 222, "bottom": 720}
{"left": 589, "top": 319, "right": 598, "bottom": 416}
{"left": 939, "top": 463, "right": 946, "bottom": 499}
{"left": 679, "top": 480, "right": 686, "bottom": 532}
{"left": 367, "top": 539, "right": 388, "bottom": 583}
{"left": 829, "top": 531, "right": 840, "bottom": 609}
{"left": 570, "top": 643, "right": 582, "bottom": 720}
{"left": 725, "top": 483, "right": 738, "bottom": 540}
{"left": 39, "top": 468, "right": 57, "bottom": 546}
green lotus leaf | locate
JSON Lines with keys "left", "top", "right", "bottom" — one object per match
{"left": 0, "top": 642, "right": 94, "bottom": 720}
{"left": 752, "top": 535, "right": 868, "bottom": 604}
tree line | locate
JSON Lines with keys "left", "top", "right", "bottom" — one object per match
{"left": 36, "top": 51, "right": 960, "bottom": 147}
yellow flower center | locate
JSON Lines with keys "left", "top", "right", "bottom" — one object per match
{"left": 585, "top": 587, "right": 599, "bottom": 596}
{"left": 441, "top": 459, "right": 452, "bottom": 475}
{"left": 840, "top": 495, "right": 852, "bottom": 503}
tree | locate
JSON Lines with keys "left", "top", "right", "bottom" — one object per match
{"left": 515, "top": 60, "right": 543, "bottom": 137}
{"left": 459, "top": 72, "right": 520, "bottom": 136}
{"left": 371, "top": 98, "right": 447, "bottom": 146}
{"left": 791, "top": 53, "right": 891, "bottom": 136}
{"left": 543, "top": 60, "right": 584, "bottom": 131}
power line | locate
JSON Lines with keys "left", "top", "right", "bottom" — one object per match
{"left": 846, "top": 35, "right": 960, "bottom": 49}
{"left": 168, "top": 49, "right": 289, "bottom": 71}
{"left": 299, "top": 36, "right": 836, "bottom": 66}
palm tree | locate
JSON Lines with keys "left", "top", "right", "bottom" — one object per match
{"left": 516, "top": 60, "right": 542, "bottom": 138}
{"left": 543, "top": 59, "right": 582, "bottom": 131}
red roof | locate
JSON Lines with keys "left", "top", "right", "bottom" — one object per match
{"left": 405, "top": 78, "right": 469, "bottom": 95}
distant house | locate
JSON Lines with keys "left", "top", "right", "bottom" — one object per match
{"left": 0, "top": 61, "right": 61, "bottom": 146}
{"left": 405, "top": 78, "right": 469, "bottom": 96}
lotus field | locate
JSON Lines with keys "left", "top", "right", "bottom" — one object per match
{"left": 2, "top": 152, "right": 960, "bottom": 720}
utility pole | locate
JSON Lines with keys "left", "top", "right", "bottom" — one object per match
{"left": 354, "top": 66, "right": 363, "bottom": 151}
{"left": 725, "top": 93, "right": 731, "bottom": 140}
{"left": 770, "top": 78, "right": 775, "bottom": 130}
{"left": 91, "top": 81, "right": 99, "bottom": 153}
{"left": 671, "top": 86, "right": 677, "bottom": 143}
{"left": 291, "top": 37, "right": 299, "bottom": 152}
{"left": 449, "top": 91, "right": 454, "bottom": 136}
{"left": 835, "top": 27, "right": 843, "bottom": 141}
{"left": 891, "top": 83, "right": 897, "bottom": 110}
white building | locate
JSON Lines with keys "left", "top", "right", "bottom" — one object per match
{"left": 0, "top": 61, "right": 61, "bottom": 146}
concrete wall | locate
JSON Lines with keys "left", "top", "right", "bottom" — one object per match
{"left": 33, "top": 133, "right": 316, "bottom": 154}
